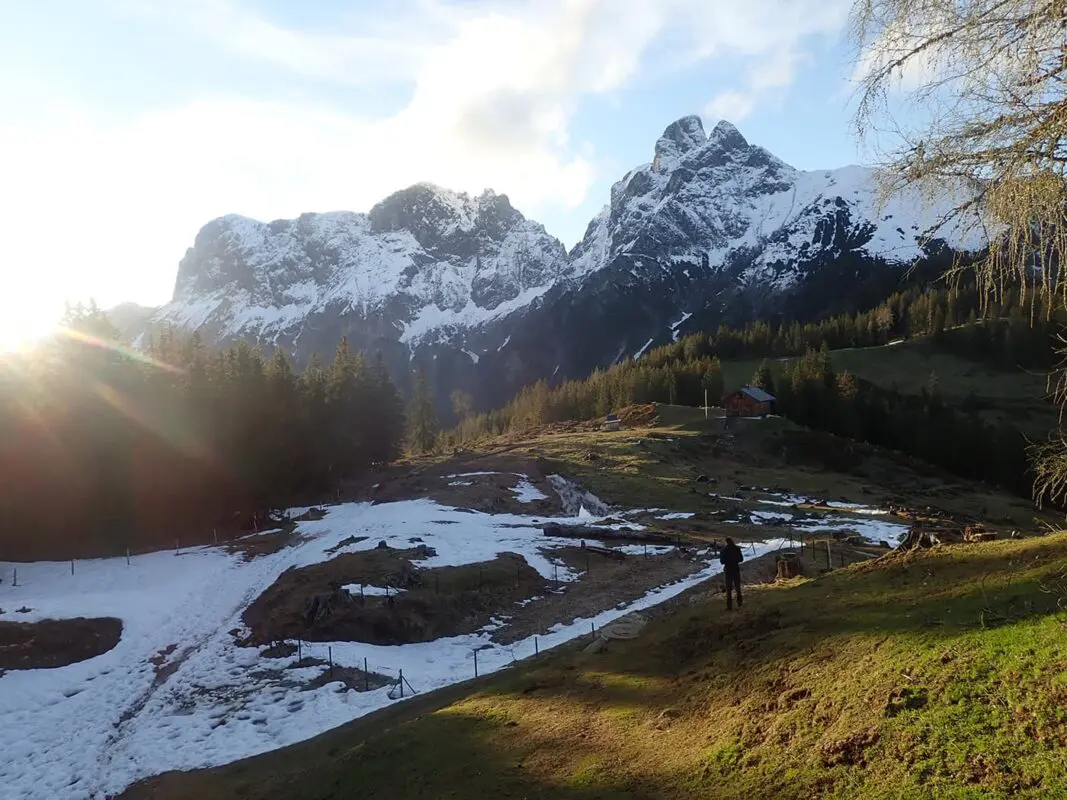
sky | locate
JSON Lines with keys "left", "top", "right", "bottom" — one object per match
{"left": 0, "top": 0, "right": 878, "bottom": 346}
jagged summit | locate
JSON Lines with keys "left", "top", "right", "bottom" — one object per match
{"left": 653, "top": 116, "right": 754, "bottom": 172}
{"left": 654, "top": 115, "right": 707, "bottom": 165}
{"left": 708, "top": 119, "right": 748, "bottom": 151}
{"left": 149, "top": 114, "right": 985, "bottom": 413}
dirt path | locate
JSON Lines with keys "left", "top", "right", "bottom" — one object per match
{"left": 492, "top": 546, "right": 708, "bottom": 644}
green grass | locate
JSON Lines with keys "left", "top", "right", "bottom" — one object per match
{"left": 126, "top": 533, "right": 1067, "bottom": 800}
{"left": 722, "top": 334, "right": 1055, "bottom": 435}
{"left": 119, "top": 396, "right": 1060, "bottom": 800}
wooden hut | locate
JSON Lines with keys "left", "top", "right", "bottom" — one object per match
{"left": 723, "top": 386, "right": 774, "bottom": 417}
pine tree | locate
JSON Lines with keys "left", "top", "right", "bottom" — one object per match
{"left": 368, "top": 352, "right": 405, "bottom": 464}
{"left": 408, "top": 369, "right": 438, "bottom": 454}
{"left": 701, "top": 358, "right": 725, "bottom": 405}
{"left": 751, "top": 359, "right": 775, "bottom": 395}
{"left": 451, "top": 389, "right": 474, "bottom": 420}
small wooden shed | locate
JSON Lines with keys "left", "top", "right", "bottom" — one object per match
{"left": 724, "top": 386, "right": 775, "bottom": 417}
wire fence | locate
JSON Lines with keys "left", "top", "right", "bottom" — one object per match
{"left": 1, "top": 527, "right": 857, "bottom": 700}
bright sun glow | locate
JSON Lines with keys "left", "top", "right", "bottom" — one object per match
{"left": 0, "top": 304, "right": 60, "bottom": 353}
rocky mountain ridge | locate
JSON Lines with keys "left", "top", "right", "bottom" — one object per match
{"left": 139, "top": 115, "right": 982, "bottom": 410}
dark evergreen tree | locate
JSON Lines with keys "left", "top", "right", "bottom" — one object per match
{"left": 408, "top": 369, "right": 438, "bottom": 454}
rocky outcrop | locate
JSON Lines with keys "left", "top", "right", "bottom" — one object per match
{"left": 140, "top": 116, "right": 982, "bottom": 412}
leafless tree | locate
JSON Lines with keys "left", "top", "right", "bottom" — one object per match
{"left": 851, "top": 0, "right": 1067, "bottom": 505}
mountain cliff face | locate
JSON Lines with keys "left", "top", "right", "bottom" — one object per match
{"left": 161, "top": 185, "right": 568, "bottom": 354}
{"left": 146, "top": 116, "right": 981, "bottom": 411}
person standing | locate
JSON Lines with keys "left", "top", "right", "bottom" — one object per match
{"left": 719, "top": 537, "right": 744, "bottom": 610}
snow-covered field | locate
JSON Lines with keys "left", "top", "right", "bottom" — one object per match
{"left": 0, "top": 480, "right": 908, "bottom": 799}
{"left": 715, "top": 490, "right": 910, "bottom": 546}
{"left": 0, "top": 493, "right": 783, "bottom": 800}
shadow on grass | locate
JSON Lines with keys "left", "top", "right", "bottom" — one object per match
{"left": 123, "top": 535, "right": 1067, "bottom": 800}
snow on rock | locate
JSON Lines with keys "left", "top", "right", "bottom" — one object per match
{"left": 570, "top": 116, "right": 984, "bottom": 291}
{"left": 157, "top": 185, "right": 570, "bottom": 348}
{"left": 548, "top": 474, "right": 611, "bottom": 518}
{"left": 670, "top": 312, "right": 693, "bottom": 341}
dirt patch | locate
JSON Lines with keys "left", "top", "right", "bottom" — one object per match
{"left": 243, "top": 546, "right": 548, "bottom": 646}
{"left": 370, "top": 456, "right": 563, "bottom": 516}
{"left": 302, "top": 664, "right": 394, "bottom": 693}
{"left": 325, "top": 535, "right": 370, "bottom": 555}
{"left": 0, "top": 617, "right": 122, "bottom": 671}
{"left": 491, "top": 545, "right": 707, "bottom": 644}
{"left": 225, "top": 525, "right": 304, "bottom": 560}
{"left": 820, "top": 728, "right": 880, "bottom": 766}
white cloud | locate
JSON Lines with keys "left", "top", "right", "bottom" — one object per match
{"left": 2, "top": 0, "right": 854, "bottom": 333}
{"left": 704, "top": 91, "right": 756, "bottom": 122}
{"left": 695, "top": 2, "right": 847, "bottom": 122}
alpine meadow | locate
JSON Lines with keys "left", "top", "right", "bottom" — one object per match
{"left": 2, "top": 1, "right": 1066, "bottom": 798}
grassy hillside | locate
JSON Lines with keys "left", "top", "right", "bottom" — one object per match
{"left": 122, "top": 416, "right": 1066, "bottom": 800}
{"left": 126, "top": 531, "right": 1067, "bottom": 800}
{"left": 720, "top": 333, "right": 1055, "bottom": 436}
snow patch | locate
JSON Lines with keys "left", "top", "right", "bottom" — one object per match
{"left": 0, "top": 498, "right": 785, "bottom": 798}
{"left": 341, "top": 585, "right": 405, "bottom": 597}
{"left": 511, "top": 480, "right": 548, "bottom": 503}
{"left": 633, "top": 338, "right": 655, "bottom": 360}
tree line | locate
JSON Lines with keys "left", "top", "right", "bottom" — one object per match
{"left": 0, "top": 305, "right": 411, "bottom": 560}
{"left": 444, "top": 284, "right": 1051, "bottom": 498}
{"left": 764, "top": 347, "right": 1030, "bottom": 497}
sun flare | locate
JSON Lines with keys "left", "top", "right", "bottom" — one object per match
{"left": 0, "top": 305, "right": 60, "bottom": 353}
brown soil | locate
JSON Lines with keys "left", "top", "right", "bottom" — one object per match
{"left": 369, "top": 455, "right": 563, "bottom": 516}
{"left": 492, "top": 545, "right": 706, "bottom": 644}
{"left": 302, "top": 664, "right": 394, "bottom": 693}
{"left": 226, "top": 525, "right": 305, "bottom": 560}
{"left": 0, "top": 617, "right": 122, "bottom": 671}
{"left": 243, "top": 546, "right": 548, "bottom": 646}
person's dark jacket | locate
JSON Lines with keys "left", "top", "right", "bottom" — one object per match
{"left": 719, "top": 543, "right": 744, "bottom": 574}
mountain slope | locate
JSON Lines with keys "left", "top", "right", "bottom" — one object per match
{"left": 158, "top": 184, "right": 569, "bottom": 352}
{"left": 571, "top": 116, "right": 979, "bottom": 289}
{"left": 144, "top": 116, "right": 982, "bottom": 409}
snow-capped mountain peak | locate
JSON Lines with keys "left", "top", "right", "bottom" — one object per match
{"left": 147, "top": 114, "right": 983, "bottom": 411}
{"left": 159, "top": 183, "right": 569, "bottom": 350}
